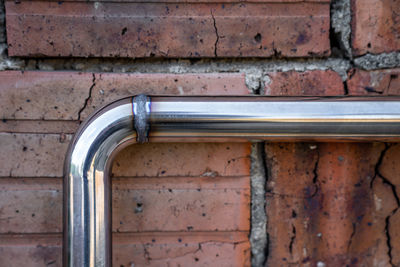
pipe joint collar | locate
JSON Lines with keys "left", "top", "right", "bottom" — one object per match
{"left": 133, "top": 94, "right": 151, "bottom": 143}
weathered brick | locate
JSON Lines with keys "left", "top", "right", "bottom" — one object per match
{"left": 265, "top": 142, "right": 319, "bottom": 266}
{"left": 0, "top": 71, "right": 248, "bottom": 121}
{"left": 0, "top": 1, "right": 5, "bottom": 44}
{"left": 81, "top": 73, "right": 249, "bottom": 120}
{"left": 0, "top": 232, "right": 250, "bottom": 267}
{"left": 315, "top": 143, "right": 388, "bottom": 266}
{"left": 112, "top": 143, "right": 251, "bottom": 177}
{"left": 351, "top": 0, "right": 400, "bottom": 55}
{"left": 17, "top": 0, "right": 329, "bottom": 2}
{"left": 113, "top": 232, "right": 250, "bottom": 267}
{"left": 0, "top": 176, "right": 249, "bottom": 233}
{"left": 0, "top": 71, "right": 91, "bottom": 120}
{"left": 379, "top": 144, "right": 400, "bottom": 266}
{"left": 264, "top": 70, "right": 344, "bottom": 96}
{"left": 113, "top": 177, "right": 250, "bottom": 232}
{"left": 0, "top": 234, "right": 61, "bottom": 267}
{"left": 0, "top": 120, "right": 80, "bottom": 134}
{"left": 0, "top": 179, "right": 62, "bottom": 234}
{"left": 347, "top": 69, "right": 400, "bottom": 95}
{"left": 0, "top": 133, "right": 71, "bottom": 177}
{"left": 6, "top": 1, "right": 330, "bottom": 58}
{"left": 265, "top": 142, "right": 392, "bottom": 266}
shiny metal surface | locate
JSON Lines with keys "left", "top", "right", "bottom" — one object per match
{"left": 64, "top": 96, "right": 400, "bottom": 267}
{"left": 64, "top": 97, "right": 136, "bottom": 267}
{"left": 149, "top": 97, "right": 400, "bottom": 139}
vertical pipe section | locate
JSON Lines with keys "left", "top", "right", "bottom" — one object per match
{"left": 64, "top": 97, "right": 137, "bottom": 267}
{"left": 64, "top": 96, "right": 400, "bottom": 267}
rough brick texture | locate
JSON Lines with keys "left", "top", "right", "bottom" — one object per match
{"left": 81, "top": 72, "right": 249, "bottom": 119}
{"left": 0, "top": 71, "right": 251, "bottom": 266}
{"left": 265, "top": 142, "right": 397, "bottom": 266}
{"left": 0, "top": 71, "right": 249, "bottom": 121}
{"left": 379, "top": 144, "right": 400, "bottom": 266}
{"left": 0, "top": 141, "right": 251, "bottom": 265}
{"left": 5, "top": 0, "right": 330, "bottom": 58}
{"left": 264, "top": 70, "right": 344, "bottom": 96}
{"left": 263, "top": 71, "right": 400, "bottom": 266}
{"left": 347, "top": 68, "right": 400, "bottom": 95}
{"left": 351, "top": 0, "right": 400, "bottom": 56}
{"left": 0, "top": 71, "right": 91, "bottom": 120}
{"left": 0, "top": 233, "right": 250, "bottom": 267}
{"left": 0, "top": 133, "right": 71, "bottom": 177}
{"left": 2, "top": 0, "right": 400, "bottom": 264}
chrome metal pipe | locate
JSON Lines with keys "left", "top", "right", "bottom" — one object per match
{"left": 64, "top": 96, "right": 400, "bottom": 267}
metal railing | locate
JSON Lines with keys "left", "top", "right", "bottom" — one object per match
{"left": 64, "top": 95, "right": 400, "bottom": 266}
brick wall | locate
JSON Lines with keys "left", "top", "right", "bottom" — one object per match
{"left": 0, "top": 0, "right": 400, "bottom": 266}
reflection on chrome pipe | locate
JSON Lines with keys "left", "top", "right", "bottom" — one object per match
{"left": 149, "top": 97, "right": 400, "bottom": 140}
{"left": 64, "top": 97, "right": 136, "bottom": 267}
{"left": 64, "top": 95, "right": 400, "bottom": 267}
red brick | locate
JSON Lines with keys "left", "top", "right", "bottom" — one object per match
{"left": 265, "top": 143, "right": 319, "bottom": 266}
{"left": 379, "top": 144, "right": 400, "bottom": 266}
{"left": 0, "top": 71, "right": 91, "bottom": 120}
{"left": 81, "top": 73, "right": 249, "bottom": 120}
{"left": 0, "top": 71, "right": 248, "bottom": 121}
{"left": 112, "top": 143, "right": 251, "bottom": 177}
{"left": 25, "top": 0, "right": 328, "bottom": 2}
{"left": 0, "top": 234, "right": 61, "bottom": 267}
{"left": 351, "top": 176, "right": 397, "bottom": 266}
{"left": 351, "top": 0, "right": 400, "bottom": 55}
{"left": 0, "top": 179, "right": 62, "bottom": 233}
{"left": 264, "top": 70, "right": 344, "bottom": 96}
{"left": 315, "top": 143, "right": 387, "bottom": 266}
{"left": 347, "top": 69, "right": 400, "bottom": 96}
{"left": 0, "top": 232, "right": 250, "bottom": 267}
{"left": 265, "top": 142, "right": 392, "bottom": 266}
{"left": 0, "top": 120, "right": 80, "bottom": 134}
{"left": 0, "top": 133, "right": 71, "bottom": 177}
{"left": 113, "top": 177, "right": 250, "bottom": 232}
{"left": 0, "top": 176, "right": 249, "bottom": 233}
{"left": 113, "top": 232, "right": 250, "bottom": 267}
{"left": 6, "top": 1, "right": 330, "bottom": 58}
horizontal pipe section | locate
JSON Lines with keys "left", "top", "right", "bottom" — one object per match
{"left": 64, "top": 96, "right": 400, "bottom": 267}
{"left": 149, "top": 96, "right": 400, "bottom": 140}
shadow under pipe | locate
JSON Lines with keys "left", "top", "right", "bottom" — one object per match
{"left": 64, "top": 95, "right": 400, "bottom": 267}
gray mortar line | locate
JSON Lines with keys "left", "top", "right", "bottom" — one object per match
{"left": 354, "top": 52, "right": 400, "bottom": 70}
{"left": 250, "top": 142, "right": 268, "bottom": 267}
{"left": 30, "top": 58, "right": 352, "bottom": 94}
{"left": 331, "top": 0, "right": 352, "bottom": 59}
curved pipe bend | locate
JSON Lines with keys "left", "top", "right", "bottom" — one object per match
{"left": 64, "top": 95, "right": 400, "bottom": 266}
